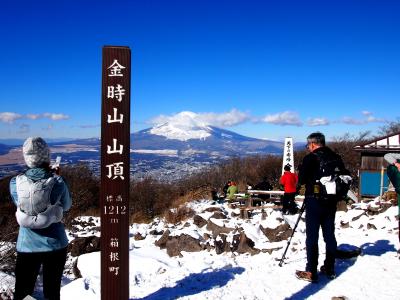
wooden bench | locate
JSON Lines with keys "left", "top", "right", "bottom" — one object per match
{"left": 230, "top": 190, "right": 305, "bottom": 218}
{"left": 233, "top": 190, "right": 283, "bottom": 207}
{"left": 238, "top": 204, "right": 283, "bottom": 219}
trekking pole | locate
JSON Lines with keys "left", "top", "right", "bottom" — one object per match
{"left": 278, "top": 200, "right": 306, "bottom": 267}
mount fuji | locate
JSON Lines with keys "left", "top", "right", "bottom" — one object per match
{"left": 132, "top": 112, "right": 283, "bottom": 156}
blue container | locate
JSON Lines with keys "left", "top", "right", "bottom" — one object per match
{"left": 360, "top": 170, "right": 390, "bottom": 197}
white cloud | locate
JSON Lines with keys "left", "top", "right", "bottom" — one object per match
{"left": 0, "top": 112, "right": 22, "bottom": 123}
{"left": 17, "top": 123, "right": 30, "bottom": 133}
{"left": 342, "top": 111, "right": 386, "bottom": 125}
{"left": 147, "top": 109, "right": 386, "bottom": 130}
{"left": 42, "top": 124, "right": 53, "bottom": 131}
{"left": 307, "top": 117, "right": 330, "bottom": 126}
{"left": 261, "top": 111, "right": 303, "bottom": 126}
{"left": 199, "top": 109, "right": 250, "bottom": 127}
{"left": 0, "top": 112, "right": 70, "bottom": 123}
{"left": 26, "top": 114, "right": 42, "bottom": 120}
{"left": 43, "top": 113, "right": 70, "bottom": 121}
{"left": 365, "top": 115, "right": 385, "bottom": 123}
{"left": 362, "top": 110, "right": 372, "bottom": 116}
{"left": 150, "top": 109, "right": 251, "bottom": 128}
{"left": 78, "top": 124, "right": 100, "bottom": 129}
{"left": 342, "top": 117, "right": 363, "bottom": 125}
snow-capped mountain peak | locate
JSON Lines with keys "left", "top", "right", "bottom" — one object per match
{"left": 150, "top": 111, "right": 213, "bottom": 141}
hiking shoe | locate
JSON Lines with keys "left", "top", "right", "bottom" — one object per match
{"left": 320, "top": 265, "right": 336, "bottom": 279}
{"left": 295, "top": 270, "right": 318, "bottom": 283}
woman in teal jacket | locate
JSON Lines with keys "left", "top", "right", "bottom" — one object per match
{"left": 9, "top": 137, "right": 71, "bottom": 300}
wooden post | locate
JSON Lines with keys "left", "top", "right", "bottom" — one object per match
{"left": 100, "top": 46, "right": 131, "bottom": 300}
{"left": 240, "top": 208, "right": 251, "bottom": 219}
{"left": 240, "top": 208, "right": 246, "bottom": 219}
{"left": 282, "top": 137, "right": 294, "bottom": 175}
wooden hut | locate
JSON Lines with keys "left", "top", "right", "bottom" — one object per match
{"left": 353, "top": 131, "right": 400, "bottom": 198}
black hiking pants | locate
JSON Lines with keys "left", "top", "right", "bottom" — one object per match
{"left": 305, "top": 196, "right": 337, "bottom": 275}
{"left": 282, "top": 192, "right": 296, "bottom": 213}
{"left": 14, "top": 247, "right": 67, "bottom": 300}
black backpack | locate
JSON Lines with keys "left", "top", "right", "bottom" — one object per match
{"left": 314, "top": 150, "right": 351, "bottom": 200}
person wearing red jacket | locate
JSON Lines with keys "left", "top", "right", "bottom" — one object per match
{"left": 279, "top": 164, "right": 298, "bottom": 215}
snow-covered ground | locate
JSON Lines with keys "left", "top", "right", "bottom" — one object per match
{"left": 2, "top": 198, "right": 399, "bottom": 300}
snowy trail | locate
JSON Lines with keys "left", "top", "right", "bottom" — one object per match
{"left": 2, "top": 198, "right": 398, "bottom": 300}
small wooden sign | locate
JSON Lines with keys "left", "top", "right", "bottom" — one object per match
{"left": 100, "top": 46, "right": 131, "bottom": 300}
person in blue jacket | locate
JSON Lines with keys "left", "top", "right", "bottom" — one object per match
{"left": 384, "top": 153, "right": 400, "bottom": 248}
{"left": 9, "top": 137, "right": 72, "bottom": 300}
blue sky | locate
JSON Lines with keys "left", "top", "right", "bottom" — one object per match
{"left": 0, "top": 0, "right": 399, "bottom": 142}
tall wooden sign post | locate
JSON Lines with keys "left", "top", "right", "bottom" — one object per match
{"left": 100, "top": 46, "right": 131, "bottom": 300}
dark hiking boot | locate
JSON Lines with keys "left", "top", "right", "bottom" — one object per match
{"left": 320, "top": 265, "right": 336, "bottom": 279}
{"left": 295, "top": 270, "right": 318, "bottom": 283}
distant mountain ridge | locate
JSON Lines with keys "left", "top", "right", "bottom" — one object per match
{"left": 0, "top": 137, "right": 78, "bottom": 146}
{"left": 0, "top": 114, "right": 302, "bottom": 180}
{"left": 0, "top": 143, "right": 12, "bottom": 156}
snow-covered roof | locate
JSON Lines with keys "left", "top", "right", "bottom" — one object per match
{"left": 353, "top": 131, "right": 400, "bottom": 153}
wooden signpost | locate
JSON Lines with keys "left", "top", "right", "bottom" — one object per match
{"left": 282, "top": 137, "right": 294, "bottom": 174}
{"left": 100, "top": 46, "right": 131, "bottom": 300}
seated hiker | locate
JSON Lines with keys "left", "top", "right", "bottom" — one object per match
{"left": 253, "top": 177, "right": 273, "bottom": 193}
{"left": 226, "top": 181, "right": 238, "bottom": 201}
{"left": 279, "top": 164, "right": 299, "bottom": 215}
{"left": 222, "top": 180, "right": 231, "bottom": 198}
{"left": 384, "top": 153, "right": 400, "bottom": 248}
{"left": 212, "top": 187, "right": 225, "bottom": 204}
{"left": 253, "top": 177, "right": 273, "bottom": 205}
{"left": 211, "top": 188, "right": 219, "bottom": 201}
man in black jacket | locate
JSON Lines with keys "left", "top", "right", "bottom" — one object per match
{"left": 295, "top": 132, "right": 348, "bottom": 283}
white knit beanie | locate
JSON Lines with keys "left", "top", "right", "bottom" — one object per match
{"left": 22, "top": 137, "right": 50, "bottom": 168}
